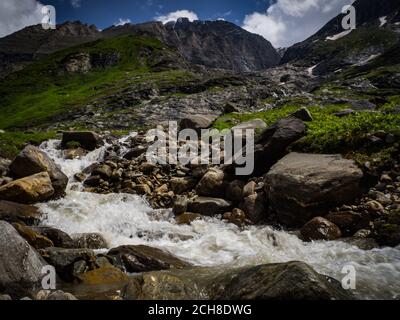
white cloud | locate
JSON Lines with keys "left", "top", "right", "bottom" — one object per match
{"left": 114, "top": 18, "right": 132, "bottom": 26}
{"left": 71, "top": 0, "right": 82, "bottom": 9}
{"left": 0, "top": 0, "right": 45, "bottom": 38}
{"left": 155, "top": 10, "right": 198, "bottom": 24}
{"left": 243, "top": 0, "right": 353, "bottom": 48}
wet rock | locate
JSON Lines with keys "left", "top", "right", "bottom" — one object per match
{"left": 39, "top": 248, "right": 96, "bottom": 282}
{"left": 30, "top": 226, "right": 76, "bottom": 248}
{"left": 124, "top": 146, "right": 147, "bottom": 160}
{"left": 0, "top": 172, "right": 54, "bottom": 204}
{"left": 10, "top": 145, "right": 68, "bottom": 198}
{"left": 341, "top": 238, "right": 379, "bottom": 251}
{"left": 64, "top": 148, "right": 87, "bottom": 160}
{"left": 374, "top": 210, "right": 400, "bottom": 247}
{"left": 84, "top": 175, "right": 102, "bottom": 187}
{"left": 46, "top": 290, "right": 78, "bottom": 301}
{"left": 0, "top": 221, "right": 47, "bottom": 298}
{"left": 0, "top": 294, "right": 12, "bottom": 300}
{"left": 92, "top": 164, "right": 112, "bottom": 179}
{"left": 189, "top": 197, "right": 232, "bottom": 216}
{"left": 225, "top": 180, "right": 244, "bottom": 202}
{"left": 71, "top": 233, "right": 108, "bottom": 249}
{"left": 240, "top": 192, "right": 267, "bottom": 224}
{"left": 176, "top": 213, "right": 202, "bottom": 225}
{"left": 253, "top": 117, "right": 306, "bottom": 176}
{"left": 266, "top": 153, "right": 363, "bottom": 227}
{"left": 0, "top": 200, "right": 42, "bottom": 225}
{"left": 12, "top": 223, "right": 54, "bottom": 249}
{"left": 242, "top": 181, "right": 256, "bottom": 198}
{"left": 291, "top": 107, "right": 313, "bottom": 122}
{"left": 170, "top": 177, "right": 196, "bottom": 195}
{"left": 77, "top": 265, "right": 129, "bottom": 286}
{"left": 133, "top": 184, "right": 152, "bottom": 195}
{"left": 179, "top": 115, "right": 215, "bottom": 133}
{"left": 108, "top": 245, "right": 191, "bottom": 273}
{"left": 196, "top": 168, "right": 225, "bottom": 197}
{"left": 173, "top": 196, "right": 189, "bottom": 215}
{"left": 61, "top": 131, "right": 102, "bottom": 151}
{"left": 325, "top": 211, "right": 370, "bottom": 236}
{"left": 123, "top": 262, "right": 352, "bottom": 300}
{"left": 139, "top": 162, "right": 157, "bottom": 174}
{"left": 301, "top": 217, "right": 342, "bottom": 241}
{"left": 0, "top": 158, "right": 11, "bottom": 176}
{"left": 224, "top": 208, "right": 246, "bottom": 226}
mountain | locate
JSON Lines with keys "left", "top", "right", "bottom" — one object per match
{"left": 0, "top": 21, "right": 101, "bottom": 79}
{"left": 103, "top": 18, "right": 280, "bottom": 72}
{"left": 281, "top": 0, "right": 400, "bottom": 75}
{"left": 0, "top": 19, "right": 280, "bottom": 79}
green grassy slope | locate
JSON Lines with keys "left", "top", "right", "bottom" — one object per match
{"left": 0, "top": 35, "right": 185, "bottom": 130}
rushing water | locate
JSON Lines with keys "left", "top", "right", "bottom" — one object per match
{"left": 37, "top": 137, "right": 400, "bottom": 300}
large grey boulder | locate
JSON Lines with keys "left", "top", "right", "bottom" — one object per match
{"left": 10, "top": 145, "right": 68, "bottom": 198}
{"left": 265, "top": 153, "right": 364, "bottom": 227}
{"left": 0, "top": 221, "right": 47, "bottom": 298}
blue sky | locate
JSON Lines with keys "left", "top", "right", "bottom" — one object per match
{"left": 0, "top": 0, "right": 351, "bottom": 47}
{"left": 43, "top": 0, "right": 273, "bottom": 28}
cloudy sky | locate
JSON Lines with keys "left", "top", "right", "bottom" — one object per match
{"left": 0, "top": 0, "right": 352, "bottom": 47}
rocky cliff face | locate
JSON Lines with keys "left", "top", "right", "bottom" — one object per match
{"left": 103, "top": 19, "right": 280, "bottom": 72}
{"left": 0, "top": 18, "right": 280, "bottom": 78}
{"left": 0, "top": 21, "right": 101, "bottom": 79}
{"left": 281, "top": 0, "right": 400, "bottom": 75}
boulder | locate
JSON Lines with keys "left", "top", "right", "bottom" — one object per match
{"left": 71, "top": 233, "right": 108, "bottom": 249}
{"left": 107, "top": 245, "right": 191, "bottom": 273}
{"left": 12, "top": 223, "right": 54, "bottom": 249}
{"left": 265, "top": 153, "right": 363, "bottom": 227}
{"left": 92, "top": 164, "right": 112, "bottom": 179}
{"left": 172, "top": 196, "right": 189, "bottom": 215}
{"left": 61, "top": 131, "right": 102, "bottom": 151}
{"left": 39, "top": 248, "right": 96, "bottom": 282}
{"left": 30, "top": 226, "right": 76, "bottom": 248}
{"left": 0, "top": 200, "right": 42, "bottom": 225}
{"left": 176, "top": 213, "right": 202, "bottom": 225}
{"left": 122, "top": 261, "right": 352, "bottom": 300}
{"left": 189, "top": 197, "right": 232, "bottom": 216}
{"left": 301, "top": 217, "right": 342, "bottom": 241}
{"left": 253, "top": 117, "right": 306, "bottom": 176}
{"left": 170, "top": 177, "right": 197, "bottom": 195}
{"left": 196, "top": 168, "right": 225, "bottom": 197}
{"left": 291, "top": 107, "right": 313, "bottom": 122}
{"left": 179, "top": 115, "right": 215, "bottom": 133}
{"left": 124, "top": 146, "right": 147, "bottom": 160}
{"left": 225, "top": 180, "right": 245, "bottom": 202}
{"left": 0, "top": 221, "right": 47, "bottom": 298}
{"left": 325, "top": 211, "right": 370, "bottom": 236}
{"left": 77, "top": 265, "right": 129, "bottom": 286}
{"left": 240, "top": 192, "right": 267, "bottom": 224}
{"left": 10, "top": 145, "right": 68, "bottom": 198}
{"left": 0, "top": 172, "right": 54, "bottom": 204}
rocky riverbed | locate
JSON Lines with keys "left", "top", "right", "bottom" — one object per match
{"left": 1, "top": 113, "right": 400, "bottom": 300}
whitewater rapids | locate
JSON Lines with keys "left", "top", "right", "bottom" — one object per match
{"left": 37, "top": 138, "right": 400, "bottom": 300}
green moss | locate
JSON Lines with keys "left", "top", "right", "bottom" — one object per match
{"left": 65, "top": 141, "right": 81, "bottom": 149}
{"left": 213, "top": 104, "right": 400, "bottom": 156}
{"left": 0, "top": 131, "right": 57, "bottom": 159}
